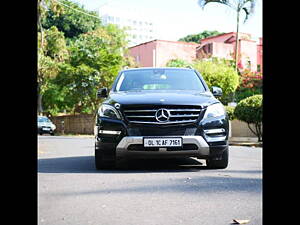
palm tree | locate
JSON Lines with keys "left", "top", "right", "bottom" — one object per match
{"left": 198, "top": 0, "right": 256, "bottom": 71}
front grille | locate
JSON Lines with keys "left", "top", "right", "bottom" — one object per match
{"left": 123, "top": 105, "right": 202, "bottom": 124}
{"left": 127, "top": 127, "right": 197, "bottom": 136}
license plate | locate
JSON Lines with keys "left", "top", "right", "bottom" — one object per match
{"left": 143, "top": 137, "right": 182, "bottom": 147}
{"left": 42, "top": 127, "right": 50, "bottom": 131}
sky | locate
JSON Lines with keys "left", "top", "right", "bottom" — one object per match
{"left": 71, "top": 0, "right": 262, "bottom": 41}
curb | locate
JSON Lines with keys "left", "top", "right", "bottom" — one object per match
{"left": 229, "top": 142, "right": 262, "bottom": 147}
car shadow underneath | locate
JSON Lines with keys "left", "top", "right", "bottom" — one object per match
{"left": 38, "top": 156, "right": 209, "bottom": 174}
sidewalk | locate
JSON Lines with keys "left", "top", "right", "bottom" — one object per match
{"left": 229, "top": 137, "right": 262, "bottom": 147}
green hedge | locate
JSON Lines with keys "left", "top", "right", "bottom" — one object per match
{"left": 225, "top": 106, "right": 235, "bottom": 121}
{"left": 234, "top": 94, "right": 263, "bottom": 141}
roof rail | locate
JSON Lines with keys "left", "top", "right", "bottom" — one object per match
{"left": 186, "top": 65, "right": 193, "bottom": 69}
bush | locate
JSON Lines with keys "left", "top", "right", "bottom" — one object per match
{"left": 234, "top": 95, "right": 263, "bottom": 141}
{"left": 225, "top": 106, "right": 235, "bottom": 121}
{"left": 166, "top": 59, "right": 191, "bottom": 68}
{"left": 235, "top": 87, "right": 262, "bottom": 103}
{"left": 193, "top": 59, "right": 239, "bottom": 104}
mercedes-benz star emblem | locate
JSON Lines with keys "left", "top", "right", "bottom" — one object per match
{"left": 155, "top": 109, "right": 170, "bottom": 122}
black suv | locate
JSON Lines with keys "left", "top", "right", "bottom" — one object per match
{"left": 95, "top": 67, "right": 229, "bottom": 169}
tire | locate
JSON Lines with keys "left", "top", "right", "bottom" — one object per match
{"left": 95, "top": 147, "right": 116, "bottom": 170}
{"left": 115, "top": 157, "right": 128, "bottom": 170}
{"left": 206, "top": 147, "right": 229, "bottom": 169}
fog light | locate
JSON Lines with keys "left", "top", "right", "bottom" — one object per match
{"left": 204, "top": 128, "right": 225, "bottom": 134}
{"left": 99, "top": 130, "right": 121, "bottom": 135}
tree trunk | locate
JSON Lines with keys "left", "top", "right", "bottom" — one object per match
{"left": 38, "top": 92, "right": 43, "bottom": 115}
{"left": 37, "top": 84, "right": 43, "bottom": 115}
{"left": 37, "top": 1, "right": 44, "bottom": 116}
{"left": 235, "top": 10, "right": 240, "bottom": 72}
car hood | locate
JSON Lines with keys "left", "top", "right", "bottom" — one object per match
{"left": 105, "top": 90, "right": 219, "bottom": 107}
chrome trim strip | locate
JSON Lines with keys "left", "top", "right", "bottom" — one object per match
{"left": 124, "top": 109, "right": 201, "bottom": 113}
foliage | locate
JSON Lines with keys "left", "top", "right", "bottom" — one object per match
{"left": 166, "top": 59, "right": 192, "bottom": 68}
{"left": 42, "top": 0, "right": 101, "bottom": 39}
{"left": 235, "top": 69, "right": 263, "bottom": 102}
{"left": 38, "top": 0, "right": 66, "bottom": 114}
{"left": 234, "top": 94, "right": 263, "bottom": 141}
{"left": 235, "top": 88, "right": 262, "bottom": 103}
{"left": 193, "top": 58, "right": 240, "bottom": 103}
{"left": 239, "top": 69, "right": 262, "bottom": 89}
{"left": 178, "top": 30, "right": 224, "bottom": 43}
{"left": 225, "top": 106, "right": 236, "bottom": 121}
{"left": 38, "top": 26, "right": 68, "bottom": 95}
{"left": 43, "top": 25, "right": 129, "bottom": 114}
{"left": 38, "top": 0, "right": 64, "bottom": 28}
{"left": 38, "top": 0, "right": 130, "bottom": 115}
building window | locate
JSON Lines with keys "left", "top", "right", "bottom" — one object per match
{"left": 135, "top": 55, "right": 140, "bottom": 63}
{"left": 257, "top": 64, "right": 261, "bottom": 72}
{"left": 208, "top": 43, "right": 212, "bottom": 53}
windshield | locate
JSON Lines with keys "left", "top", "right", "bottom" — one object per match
{"left": 38, "top": 117, "right": 50, "bottom": 123}
{"left": 115, "top": 69, "right": 206, "bottom": 92}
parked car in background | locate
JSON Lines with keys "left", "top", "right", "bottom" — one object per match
{"left": 38, "top": 116, "right": 56, "bottom": 135}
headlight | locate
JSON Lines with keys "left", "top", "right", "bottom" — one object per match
{"left": 98, "top": 104, "right": 121, "bottom": 120}
{"left": 203, "top": 103, "right": 225, "bottom": 119}
{"left": 51, "top": 124, "right": 56, "bottom": 130}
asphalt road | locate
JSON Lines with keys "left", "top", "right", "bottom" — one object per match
{"left": 38, "top": 135, "right": 262, "bottom": 225}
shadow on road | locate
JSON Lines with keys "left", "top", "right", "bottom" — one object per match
{"left": 38, "top": 156, "right": 208, "bottom": 174}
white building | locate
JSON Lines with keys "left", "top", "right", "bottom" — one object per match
{"left": 98, "top": 5, "right": 157, "bottom": 47}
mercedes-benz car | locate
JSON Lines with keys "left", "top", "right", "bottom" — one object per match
{"left": 94, "top": 67, "right": 229, "bottom": 169}
{"left": 38, "top": 116, "right": 56, "bottom": 135}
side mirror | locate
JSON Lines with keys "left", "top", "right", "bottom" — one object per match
{"left": 211, "top": 86, "right": 223, "bottom": 97}
{"left": 97, "top": 87, "right": 108, "bottom": 98}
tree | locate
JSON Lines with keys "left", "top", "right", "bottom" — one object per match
{"left": 46, "top": 24, "right": 129, "bottom": 114}
{"left": 38, "top": 0, "right": 64, "bottom": 114}
{"left": 42, "top": 0, "right": 101, "bottom": 39}
{"left": 193, "top": 58, "right": 240, "bottom": 104}
{"left": 178, "top": 30, "right": 224, "bottom": 43}
{"left": 198, "top": 0, "right": 256, "bottom": 71}
{"left": 38, "top": 26, "right": 68, "bottom": 115}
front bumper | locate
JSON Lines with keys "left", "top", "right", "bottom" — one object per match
{"left": 95, "top": 116, "right": 229, "bottom": 160}
{"left": 38, "top": 127, "right": 54, "bottom": 134}
{"left": 116, "top": 136, "right": 210, "bottom": 159}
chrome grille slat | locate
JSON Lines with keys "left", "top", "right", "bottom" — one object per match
{"left": 123, "top": 105, "right": 202, "bottom": 124}
{"left": 124, "top": 110, "right": 157, "bottom": 113}
{"left": 129, "top": 120, "right": 198, "bottom": 124}
{"left": 169, "top": 109, "right": 201, "bottom": 112}
{"left": 126, "top": 115, "right": 156, "bottom": 118}
{"left": 170, "top": 114, "right": 199, "bottom": 118}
